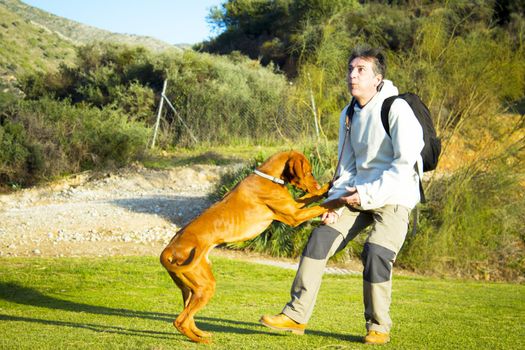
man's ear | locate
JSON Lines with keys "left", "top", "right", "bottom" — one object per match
{"left": 376, "top": 76, "right": 384, "bottom": 91}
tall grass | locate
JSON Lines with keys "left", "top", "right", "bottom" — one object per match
{"left": 158, "top": 50, "right": 310, "bottom": 147}
{"left": 398, "top": 116, "right": 525, "bottom": 280}
{"left": 399, "top": 165, "right": 524, "bottom": 280}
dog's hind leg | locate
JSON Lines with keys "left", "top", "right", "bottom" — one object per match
{"left": 171, "top": 272, "right": 211, "bottom": 338}
{"left": 174, "top": 262, "right": 216, "bottom": 343}
{"left": 167, "top": 271, "right": 192, "bottom": 308}
{"left": 170, "top": 271, "right": 211, "bottom": 339}
{"left": 173, "top": 302, "right": 202, "bottom": 343}
{"left": 162, "top": 247, "right": 204, "bottom": 342}
{"left": 162, "top": 244, "right": 212, "bottom": 341}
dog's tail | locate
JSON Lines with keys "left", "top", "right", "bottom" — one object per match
{"left": 160, "top": 244, "right": 206, "bottom": 274}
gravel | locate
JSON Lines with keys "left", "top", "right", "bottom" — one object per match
{"left": 0, "top": 163, "right": 237, "bottom": 258}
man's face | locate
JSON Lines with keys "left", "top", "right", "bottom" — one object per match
{"left": 347, "top": 57, "right": 382, "bottom": 101}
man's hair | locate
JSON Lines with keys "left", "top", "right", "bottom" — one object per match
{"left": 348, "top": 46, "right": 386, "bottom": 78}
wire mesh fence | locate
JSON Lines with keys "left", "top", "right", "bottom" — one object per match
{"left": 150, "top": 81, "right": 321, "bottom": 148}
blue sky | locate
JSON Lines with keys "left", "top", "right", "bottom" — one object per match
{"left": 21, "top": 0, "right": 225, "bottom": 44}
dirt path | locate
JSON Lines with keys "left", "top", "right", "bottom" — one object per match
{"left": 0, "top": 163, "right": 239, "bottom": 258}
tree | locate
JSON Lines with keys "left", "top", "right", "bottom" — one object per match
{"left": 200, "top": 0, "right": 356, "bottom": 76}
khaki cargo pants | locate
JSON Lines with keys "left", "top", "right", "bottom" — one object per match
{"left": 282, "top": 204, "right": 410, "bottom": 334}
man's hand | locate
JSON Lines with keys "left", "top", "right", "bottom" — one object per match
{"left": 340, "top": 186, "right": 361, "bottom": 206}
{"left": 321, "top": 210, "right": 340, "bottom": 224}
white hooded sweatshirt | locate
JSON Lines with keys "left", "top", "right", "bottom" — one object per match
{"left": 325, "top": 80, "right": 424, "bottom": 211}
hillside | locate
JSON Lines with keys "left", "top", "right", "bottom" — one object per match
{"left": 4, "top": 0, "right": 183, "bottom": 52}
{"left": 0, "top": 0, "right": 76, "bottom": 91}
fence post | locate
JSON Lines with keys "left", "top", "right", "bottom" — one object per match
{"left": 307, "top": 73, "right": 320, "bottom": 140}
{"left": 150, "top": 79, "right": 167, "bottom": 149}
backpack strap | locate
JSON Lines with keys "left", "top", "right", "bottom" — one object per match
{"left": 380, "top": 95, "right": 397, "bottom": 137}
{"left": 345, "top": 98, "right": 357, "bottom": 128}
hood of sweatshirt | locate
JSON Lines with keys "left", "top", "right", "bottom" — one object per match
{"left": 358, "top": 79, "right": 398, "bottom": 111}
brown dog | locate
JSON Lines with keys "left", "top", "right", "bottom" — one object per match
{"left": 160, "top": 150, "right": 329, "bottom": 343}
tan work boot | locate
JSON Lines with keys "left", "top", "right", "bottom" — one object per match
{"left": 259, "top": 313, "right": 306, "bottom": 335}
{"left": 364, "top": 330, "right": 390, "bottom": 345}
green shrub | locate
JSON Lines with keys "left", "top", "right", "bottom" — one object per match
{"left": 0, "top": 120, "right": 30, "bottom": 187}
{"left": 82, "top": 109, "right": 150, "bottom": 168}
{"left": 0, "top": 98, "right": 149, "bottom": 187}
{"left": 21, "top": 42, "right": 164, "bottom": 109}
{"left": 20, "top": 43, "right": 311, "bottom": 148}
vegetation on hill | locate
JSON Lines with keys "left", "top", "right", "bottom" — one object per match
{"left": 202, "top": 0, "right": 524, "bottom": 76}
{"left": 1, "top": 42, "right": 302, "bottom": 186}
{"left": 0, "top": 2, "right": 76, "bottom": 79}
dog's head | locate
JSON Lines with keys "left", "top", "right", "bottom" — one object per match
{"left": 284, "top": 151, "right": 322, "bottom": 193}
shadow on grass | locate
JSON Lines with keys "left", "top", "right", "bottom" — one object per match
{"left": 0, "top": 314, "right": 176, "bottom": 340}
{"left": 2, "top": 282, "right": 361, "bottom": 341}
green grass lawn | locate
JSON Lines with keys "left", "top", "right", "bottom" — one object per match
{"left": 0, "top": 255, "right": 523, "bottom": 350}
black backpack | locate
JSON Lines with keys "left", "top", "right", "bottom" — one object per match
{"left": 380, "top": 93, "right": 441, "bottom": 203}
{"left": 381, "top": 93, "right": 441, "bottom": 173}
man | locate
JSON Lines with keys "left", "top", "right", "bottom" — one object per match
{"left": 260, "top": 46, "right": 424, "bottom": 345}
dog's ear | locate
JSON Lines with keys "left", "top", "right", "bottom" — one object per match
{"left": 286, "top": 153, "right": 306, "bottom": 182}
{"left": 292, "top": 157, "right": 306, "bottom": 179}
